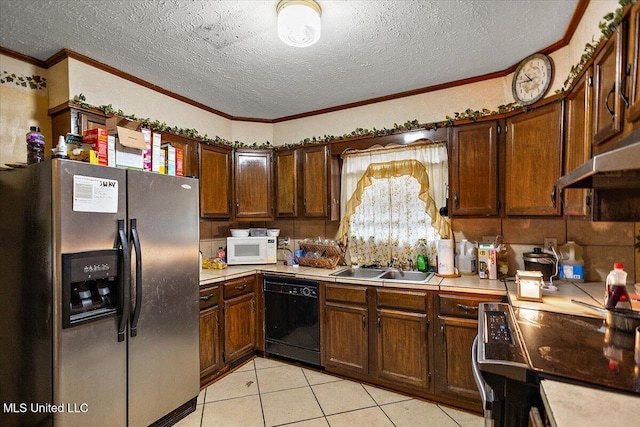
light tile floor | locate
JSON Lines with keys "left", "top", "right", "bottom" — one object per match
{"left": 176, "top": 357, "right": 483, "bottom": 427}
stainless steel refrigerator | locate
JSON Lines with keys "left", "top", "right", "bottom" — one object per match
{"left": 0, "top": 159, "right": 200, "bottom": 426}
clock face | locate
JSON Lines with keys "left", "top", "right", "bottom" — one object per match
{"left": 512, "top": 54, "right": 553, "bottom": 105}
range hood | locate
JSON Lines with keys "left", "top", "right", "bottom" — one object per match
{"left": 556, "top": 129, "right": 640, "bottom": 190}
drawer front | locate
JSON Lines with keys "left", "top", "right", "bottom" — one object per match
{"left": 324, "top": 282, "right": 367, "bottom": 305}
{"left": 199, "top": 285, "right": 219, "bottom": 310}
{"left": 438, "top": 293, "right": 504, "bottom": 318}
{"left": 376, "top": 288, "right": 428, "bottom": 313}
{"left": 224, "top": 275, "right": 255, "bottom": 299}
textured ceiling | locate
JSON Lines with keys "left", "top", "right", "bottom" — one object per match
{"left": 0, "top": 0, "right": 579, "bottom": 120}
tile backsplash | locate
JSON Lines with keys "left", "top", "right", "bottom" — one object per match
{"left": 452, "top": 218, "right": 639, "bottom": 283}
{"left": 201, "top": 217, "right": 639, "bottom": 283}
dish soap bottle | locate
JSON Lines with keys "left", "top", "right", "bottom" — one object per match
{"left": 416, "top": 239, "right": 428, "bottom": 272}
{"left": 216, "top": 246, "right": 226, "bottom": 262}
{"left": 605, "top": 263, "right": 631, "bottom": 310}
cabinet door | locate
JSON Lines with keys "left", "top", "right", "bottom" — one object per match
{"left": 224, "top": 292, "right": 256, "bottom": 364}
{"left": 199, "top": 305, "right": 221, "bottom": 381}
{"left": 275, "top": 149, "right": 298, "bottom": 217}
{"left": 435, "top": 316, "right": 480, "bottom": 402}
{"left": 627, "top": 2, "right": 640, "bottom": 123}
{"left": 563, "top": 69, "right": 593, "bottom": 218}
{"left": 375, "top": 308, "right": 429, "bottom": 390}
{"left": 505, "top": 102, "right": 563, "bottom": 216}
{"left": 199, "top": 144, "right": 232, "bottom": 218}
{"left": 592, "top": 23, "right": 626, "bottom": 147}
{"left": 234, "top": 150, "right": 273, "bottom": 219}
{"left": 302, "top": 145, "right": 329, "bottom": 218}
{"left": 323, "top": 302, "right": 368, "bottom": 375}
{"left": 449, "top": 121, "right": 499, "bottom": 216}
{"left": 163, "top": 136, "right": 197, "bottom": 178}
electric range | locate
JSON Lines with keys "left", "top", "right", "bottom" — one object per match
{"left": 474, "top": 302, "right": 639, "bottom": 427}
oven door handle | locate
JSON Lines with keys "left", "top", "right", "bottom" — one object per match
{"left": 472, "top": 336, "right": 494, "bottom": 414}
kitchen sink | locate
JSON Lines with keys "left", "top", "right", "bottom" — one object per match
{"left": 378, "top": 270, "right": 434, "bottom": 282}
{"left": 330, "top": 267, "right": 434, "bottom": 282}
{"left": 330, "top": 267, "right": 386, "bottom": 279}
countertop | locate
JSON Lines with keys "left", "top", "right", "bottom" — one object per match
{"left": 200, "top": 264, "right": 639, "bottom": 426}
{"left": 200, "top": 263, "right": 507, "bottom": 295}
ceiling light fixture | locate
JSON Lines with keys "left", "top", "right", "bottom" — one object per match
{"left": 277, "top": 0, "right": 322, "bottom": 48}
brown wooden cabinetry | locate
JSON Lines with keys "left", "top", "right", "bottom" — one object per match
{"left": 505, "top": 102, "right": 563, "bottom": 216}
{"left": 275, "top": 149, "right": 298, "bottom": 217}
{"left": 50, "top": 106, "right": 108, "bottom": 143}
{"left": 434, "top": 292, "right": 503, "bottom": 406}
{"left": 223, "top": 275, "right": 257, "bottom": 364}
{"left": 592, "top": 22, "right": 626, "bottom": 148}
{"left": 448, "top": 121, "right": 500, "bottom": 216}
{"left": 374, "top": 288, "right": 431, "bottom": 391}
{"left": 322, "top": 282, "right": 369, "bottom": 375}
{"left": 234, "top": 149, "right": 273, "bottom": 219}
{"left": 274, "top": 145, "right": 330, "bottom": 219}
{"left": 199, "top": 144, "right": 233, "bottom": 218}
{"left": 301, "top": 145, "right": 330, "bottom": 218}
{"left": 627, "top": 1, "right": 640, "bottom": 124}
{"left": 563, "top": 69, "right": 593, "bottom": 218}
{"left": 199, "top": 284, "right": 221, "bottom": 386}
{"left": 199, "top": 274, "right": 257, "bottom": 387}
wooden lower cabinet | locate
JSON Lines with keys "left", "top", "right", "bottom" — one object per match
{"left": 199, "top": 284, "right": 221, "bottom": 386}
{"left": 199, "top": 275, "right": 257, "bottom": 387}
{"left": 223, "top": 276, "right": 257, "bottom": 365}
{"left": 374, "top": 288, "right": 431, "bottom": 391}
{"left": 434, "top": 292, "right": 504, "bottom": 405}
{"left": 322, "top": 283, "right": 369, "bottom": 375}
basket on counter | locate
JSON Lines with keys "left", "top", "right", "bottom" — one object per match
{"left": 297, "top": 242, "right": 345, "bottom": 269}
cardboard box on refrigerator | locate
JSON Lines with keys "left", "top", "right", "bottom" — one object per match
{"left": 162, "top": 143, "right": 176, "bottom": 176}
{"left": 175, "top": 147, "right": 184, "bottom": 177}
{"left": 106, "top": 116, "right": 146, "bottom": 170}
{"left": 152, "top": 133, "right": 162, "bottom": 173}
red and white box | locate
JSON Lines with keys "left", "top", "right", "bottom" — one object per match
{"left": 83, "top": 128, "right": 109, "bottom": 165}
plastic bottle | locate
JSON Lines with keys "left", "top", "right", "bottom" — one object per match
{"left": 559, "top": 241, "right": 584, "bottom": 282}
{"left": 216, "top": 246, "right": 226, "bottom": 262}
{"left": 457, "top": 240, "right": 476, "bottom": 275}
{"left": 51, "top": 135, "right": 69, "bottom": 159}
{"left": 416, "top": 239, "right": 428, "bottom": 272}
{"left": 605, "top": 263, "right": 631, "bottom": 310}
{"left": 26, "top": 126, "right": 45, "bottom": 164}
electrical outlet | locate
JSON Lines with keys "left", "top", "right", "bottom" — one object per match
{"left": 544, "top": 238, "right": 558, "bottom": 252}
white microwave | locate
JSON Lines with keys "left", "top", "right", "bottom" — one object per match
{"left": 226, "top": 237, "right": 277, "bottom": 265}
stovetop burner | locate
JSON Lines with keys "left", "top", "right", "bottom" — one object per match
{"left": 514, "top": 307, "right": 640, "bottom": 394}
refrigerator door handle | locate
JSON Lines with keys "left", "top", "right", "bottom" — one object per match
{"left": 129, "top": 218, "right": 143, "bottom": 338}
{"left": 116, "top": 219, "right": 130, "bottom": 343}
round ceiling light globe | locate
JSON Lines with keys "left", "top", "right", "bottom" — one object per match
{"left": 277, "top": 1, "right": 322, "bottom": 47}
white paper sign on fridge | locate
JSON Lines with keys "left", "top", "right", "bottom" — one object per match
{"left": 72, "top": 175, "right": 118, "bottom": 213}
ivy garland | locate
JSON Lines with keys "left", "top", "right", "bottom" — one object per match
{"left": 0, "top": 71, "right": 47, "bottom": 90}
{"left": 69, "top": 0, "right": 635, "bottom": 151}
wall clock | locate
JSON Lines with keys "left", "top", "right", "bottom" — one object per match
{"left": 512, "top": 53, "right": 553, "bottom": 106}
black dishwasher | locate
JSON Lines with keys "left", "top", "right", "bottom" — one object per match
{"left": 263, "top": 275, "right": 320, "bottom": 366}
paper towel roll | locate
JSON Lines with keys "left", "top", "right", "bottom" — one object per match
{"left": 437, "top": 239, "right": 455, "bottom": 275}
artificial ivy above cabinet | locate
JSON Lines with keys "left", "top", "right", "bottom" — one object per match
{"left": 505, "top": 102, "right": 563, "bottom": 216}
{"left": 448, "top": 121, "right": 501, "bottom": 217}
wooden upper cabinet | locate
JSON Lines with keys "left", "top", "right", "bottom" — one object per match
{"left": 301, "top": 145, "right": 330, "bottom": 218}
{"left": 505, "top": 102, "right": 563, "bottom": 216}
{"left": 274, "top": 149, "right": 298, "bottom": 218}
{"left": 199, "top": 144, "right": 232, "bottom": 218}
{"left": 592, "top": 21, "right": 626, "bottom": 148}
{"left": 448, "top": 121, "right": 500, "bottom": 216}
{"left": 234, "top": 149, "right": 273, "bottom": 219}
{"left": 563, "top": 68, "right": 593, "bottom": 218}
{"left": 627, "top": 2, "right": 640, "bottom": 124}
{"left": 160, "top": 135, "right": 198, "bottom": 178}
